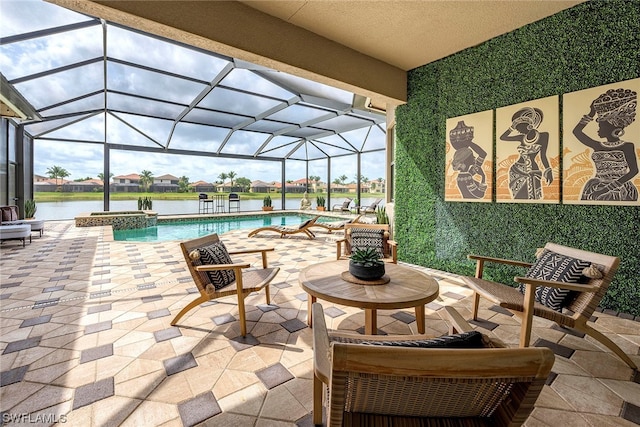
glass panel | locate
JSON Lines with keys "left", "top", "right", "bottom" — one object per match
{"left": 339, "top": 127, "right": 368, "bottom": 150}
{"left": 24, "top": 114, "right": 94, "bottom": 137}
{"left": 8, "top": 123, "right": 16, "bottom": 162}
{"left": 108, "top": 93, "right": 185, "bottom": 120}
{"left": 197, "top": 87, "right": 283, "bottom": 116}
{"left": 259, "top": 136, "right": 300, "bottom": 158}
{"left": 44, "top": 113, "right": 105, "bottom": 142}
{"left": 14, "top": 62, "right": 104, "bottom": 109}
{"left": 313, "top": 136, "right": 357, "bottom": 156}
{"left": 106, "top": 25, "right": 230, "bottom": 81}
{"left": 360, "top": 151, "right": 386, "bottom": 196}
{"left": 184, "top": 108, "right": 248, "bottom": 128}
{"left": 112, "top": 113, "right": 174, "bottom": 147}
{"left": 287, "top": 127, "right": 331, "bottom": 138}
{"left": 330, "top": 156, "right": 357, "bottom": 198}
{"left": 0, "top": 25, "right": 103, "bottom": 80}
{"left": 40, "top": 93, "right": 104, "bottom": 117}
{"left": 106, "top": 114, "right": 163, "bottom": 149}
{"left": 362, "top": 125, "right": 386, "bottom": 151}
{"left": 267, "top": 104, "right": 332, "bottom": 124}
{"left": 221, "top": 68, "right": 294, "bottom": 100}
{"left": 0, "top": 0, "right": 92, "bottom": 38}
{"left": 34, "top": 139, "right": 104, "bottom": 185}
{"left": 304, "top": 142, "right": 328, "bottom": 160}
{"left": 259, "top": 70, "right": 353, "bottom": 105}
{"left": 220, "top": 130, "right": 269, "bottom": 156}
{"left": 244, "top": 119, "right": 290, "bottom": 133}
{"left": 314, "top": 114, "right": 370, "bottom": 133}
{"left": 169, "top": 122, "right": 228, "bottom": 153}
{"left": 107, "top": 62, "right": 206, "bottom": 105}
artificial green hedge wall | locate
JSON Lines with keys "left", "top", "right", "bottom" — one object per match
{"left": 395, "top": 0, "right": 640, "bottom": 316}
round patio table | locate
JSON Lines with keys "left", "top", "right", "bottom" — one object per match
{"left": 299, "top": 259, "right": 439, "bottom": 334}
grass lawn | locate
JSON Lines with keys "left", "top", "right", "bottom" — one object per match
{"left": 35, "top": 192, "right": 383, "bottom": 203}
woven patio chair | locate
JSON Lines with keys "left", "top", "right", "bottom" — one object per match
{"left": 336, "top": 223, "right": 397, "bottom": 263}
{"left": 311, "top": 302, "right": 554, "bottom": 426}
{"left": 171, "top": 233, "right": 279, "bottom": 337}
{"left": 331, "top": 198, "right": 352, "bottom": 212}
{"left": 463, "top": 242, "right": 637, "bottom": 370}
{"left": 247, "top": 216, "right": 319, "bottom": 240}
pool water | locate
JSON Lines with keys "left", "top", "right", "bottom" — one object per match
{"left": 112, "top": 214, "right": 336, "bottom": 242}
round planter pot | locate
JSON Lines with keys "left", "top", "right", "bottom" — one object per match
{"left": 349, "top": 261, "right": 385, "bottom": 281}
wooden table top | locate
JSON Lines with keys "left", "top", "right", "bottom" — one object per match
{"left": 299, "top": 260, "right": 439, "bottom": 310}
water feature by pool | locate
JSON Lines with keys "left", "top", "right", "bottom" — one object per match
{"left": 112, "top": 213, "right": 347, "bottom": 242}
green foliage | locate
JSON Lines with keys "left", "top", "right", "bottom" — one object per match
{"left": 138, "top": 197, "right": 153, "bottom": 210}
{"left": 350, "top": 248, "right": 384, "bottom": 267}
{"left": 316, "top": 196, "right": 325, "bottom": 207}
{"left": 395, "top": 0, "right": 640, "bottom": 316}
{"left": 375, "top": 206, "right": 389, "bottom": 224}
{"left": 263, "top": 195, "right": 272, "bottom": 207}
{"left": 24, "top": 199, "right": 37, "bottom": 218}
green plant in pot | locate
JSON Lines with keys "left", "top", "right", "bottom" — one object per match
{"left": 262, "top": 195, "right": 273, "bottom": 211}
{"left": 349, "top": 247, "right": 385, "bottom": 281}
{"left": 316, "top": 196, "right": 325, "bottom": 211}
{"left": 24, "top": 200, "right": 37, "bottom": 218}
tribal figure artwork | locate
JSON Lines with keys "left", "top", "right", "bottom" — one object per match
{"left": 564, "top": 79, "right": 639, "bottom": 205}
{"left": 496, "top": 96, "right": 560, "bottom": 203}
{"left": 444, "top": 110, "right": 493, "bottom": 202}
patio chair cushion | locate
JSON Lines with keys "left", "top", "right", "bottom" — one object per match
{"left": 518, "top": 249, "right": 591, "bottom": 311}
{"left": 298, "top": 218, "right": 314, "bottom": 229}
{"left": 350, "top": 228, "right": 385, "bottom": 258}
{"left": 193, "top": 241, "right": 236, "bottom": 290}
{"left": 355, "top": 331, "right": 485, "bottom": 349}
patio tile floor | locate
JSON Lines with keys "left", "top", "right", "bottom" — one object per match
{"left": 1, "top": 220, "right": 639, "bottom": 426}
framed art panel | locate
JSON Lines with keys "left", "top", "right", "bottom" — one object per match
{"left": 563, "top": 78, "right": 639, "bottom": 206}
{"left": 444, "top": 110, "right": 493, "bottom": 202}
{"left": 495, "top": 96, "right": 560, "bottom": 203}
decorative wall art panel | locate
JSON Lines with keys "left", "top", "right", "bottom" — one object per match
{"left": 495, "top": 96, "right": 560, "bottom": 203}
{"left": 563, "top": 78, "right": 639, "bottom": 205}
{"left": 444, "top": 110, "right": 493, "bottom": 202}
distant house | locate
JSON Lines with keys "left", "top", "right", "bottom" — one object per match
{"left": 191, "top": 180, "right": 215, "bottom": 193}
{"left": 112, "top": 173, "right": 141, "bottom": 192}
{"left": 68, "top": 179, "right": 104, "bottom": 192}
{"left": 250, "top": 180, "right": 279, "bottom": 193}
{"left": 34, "top": 177, "right": 72, "bottom": 192}
{"left": 152, "top": 174, "right": 179, "bottom": 192}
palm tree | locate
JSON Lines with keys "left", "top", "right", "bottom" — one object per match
{"left": 139, "top": 170, "right": 154, "bottom": 192}
{"left": 227, "top": 171, "right": 237, "bottom": 189}
{"left": 46, "top": 165, "right": 70, "bottom": 186}
{"left": 339, "top": 174, "right": 348, "bottom": 185}
{"left": 97, "top": 172, "right": 114, "bottom": 183}
{"left": 218, "top": 172, "right": 228, "bottom": 189}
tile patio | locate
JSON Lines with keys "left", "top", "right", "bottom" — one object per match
{"left": 1, "top": 220, "right": 639, "bottom": 426}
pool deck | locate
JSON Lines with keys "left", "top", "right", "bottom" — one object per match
{"left": 1, "top": 220, "right": 639, "bottom": 426}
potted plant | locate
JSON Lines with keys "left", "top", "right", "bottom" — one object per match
{"left": 24, "top": 199, "right": 37, "bottom": 219}
{"left": 316, "top": 196, "right": 326, "bottom": 211}
{"left": 262, "top": 195, "right": 273, "bottom": 211}
{"left": 375, "top": 206, "right": 389, "bottom": 224}
{"left": 349, "top": 247, "right": 385, "bottom": 281}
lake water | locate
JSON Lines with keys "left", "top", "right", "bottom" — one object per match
{"left": 36, "top": 197, "right": 379, "bottom": 221}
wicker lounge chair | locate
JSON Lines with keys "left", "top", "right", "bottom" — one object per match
{"left": 463, "top": 242, "right": 637, "bottom": 370}
{"left": 311, "top": 215, "right": 362, "bottom": 234}
{"left": 171, "top": 233, "right": 279, "bottom": 337}
{"left": 331, "top": 198, "right": 352, "bottom": 212}
{"left": 358, "top": 198, "right": 382, "bottom": 214}
{"left": 311, "top": 302, "right": 554, "bottom": 426}
{"left": 336, "top": 223, "right": 397, "bottom": 263}
{"left": 247, "top": 216, "right": 319, "bottom": 240}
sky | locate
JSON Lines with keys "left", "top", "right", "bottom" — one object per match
{"left": 1, "top": 0, "right": 386, "bottom": 185}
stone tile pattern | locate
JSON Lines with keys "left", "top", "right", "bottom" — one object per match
{"left": 0, "top": 220, "right": 638, "bottom": 426}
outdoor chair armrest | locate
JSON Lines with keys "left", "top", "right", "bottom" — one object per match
{"left": 228, "top": 247, "right": 275, "bottom": 255}
{"left": 468, "top": 254, "right": 533, "bottom": 268}
{"left": 195, "top": 262, "right": 251, "bottom": 272}
{"left": 442, "top": 306, "right": 474, "bottom": 334}
{"left": 514, "top": 276, "right": 599, "bottom": 293}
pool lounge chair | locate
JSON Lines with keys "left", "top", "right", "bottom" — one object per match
{"left": 247, "top": 216, "right": 319, "bottom": 240}
{"left": 311, "top": 215, "right": 362, "bottom": 233}
{"left": 331, "top": 198, "right": 352, "bottom": 212}
{"left": 358, "top": 198, "right": 383, "bottom": 214}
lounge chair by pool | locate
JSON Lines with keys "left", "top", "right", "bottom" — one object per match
{"left": 248, "top": 216, "right": 319, "bottom": 240}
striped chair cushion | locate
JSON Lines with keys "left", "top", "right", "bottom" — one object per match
{"left": 194, "top": 241, "right": 236, "bottom": 290}
{"left": 519, "top": 249, "right": 590, "bottom": 311}
{"left": 350, "top": 228, "right": 385, "bottom": 258}
{"left": 355, "top": 331, "right": 485, "bottom": 349}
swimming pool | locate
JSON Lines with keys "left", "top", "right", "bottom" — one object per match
{"left": 112, "top": 213, "right": 343, "bottom": 242}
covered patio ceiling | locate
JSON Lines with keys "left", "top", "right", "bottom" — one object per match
{"left": 0, "top": 1, "right": 386, "bottom": 163}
